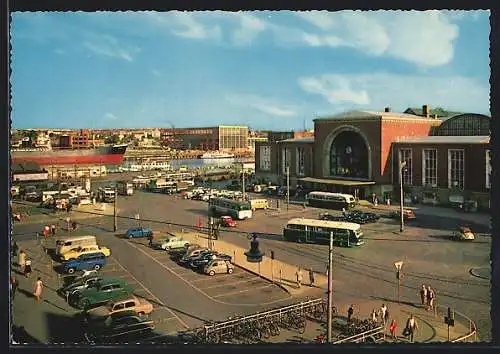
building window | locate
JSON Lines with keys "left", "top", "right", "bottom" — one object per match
{"left": 486, "top": 149, "right": 491, "bottom": 189}
{"left": 296, "top": 147, "right": 305, "bottom": 176}
{"left": 422, "top": 149, "right": 438, "bottom": 187}
{"left": 448, "top": 149, "right": 465, "bottom": 189}
{"left": 398, "top": 148, "right": 412, "bottom": 185}
{"left": 282, "top": 147, "right": 291, "bottom": 174}
{"left": 259, "top": 146, "right": 271, "bottom": 171}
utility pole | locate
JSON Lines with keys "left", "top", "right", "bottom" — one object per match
{"left": 286, "top": 165, "right": 290, "bottom": 212}
{"left": 208, "top": 216, "right": 214, "bottom": 250}
{"left": 113, "top": 187, "right": 117, "bottom": 232}
{"left": 242, "top": 163, "right": 245, "bottom": 200}
{"left": 399, "top": 161, "right": 407, "bottom": 233}
{"left": 327, "top": 231, "right": 334, "bottom": 343}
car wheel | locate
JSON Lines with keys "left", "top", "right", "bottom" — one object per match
{"left": 67, "top": 268, "right": 75, "bottom": 274}
{"left": 128, "top": 235, "right": 133, "bottom": 239}
{"left": 209, "top": 270, "right": 215, "bottom": 276}
{"left": 81, "top": 299, "right": 90, "bottom": 309}
{"left": 228, "top": 268, "right": 234, "bottom": 274}
{"left": 94, "top": 264, "right": 101, "bottom": 270}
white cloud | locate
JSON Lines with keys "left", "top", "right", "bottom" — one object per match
{"left": 147, "top": 11, "right": 221, "bottom": 40}
{"left": 150, "top": 69, "right": 162, "bottom": 77}
{"left": 298, "top": 73, "right": 490, "bottom": 114}
{"left": 104, "top": 112, "right": 117, "bottom": 120}
{"left": 226, "top": 93, "right": 297, "bottom": 117}
{"left": 231, "top": 12, "right": 267, "bottom": 46}
{"left": 83, "top": 34, "right": 140, "bottom": 62}
{"left": 294, "top": 10, "right": 459, "bottom": 67}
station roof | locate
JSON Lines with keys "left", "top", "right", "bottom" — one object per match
{"left": 278, "top": 137, "right": 315, "bottom": 143}
{"left": 394, "top": 136, "right": 490, "bottom": 144}
{"left": 299, "top": 177, "right": 375, "bottom": 186}
{"left": 314, "top": 110, "right": 440, "bottom": 122}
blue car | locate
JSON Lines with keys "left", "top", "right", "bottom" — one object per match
{"left": 125, "top": 227, "right": 153, "bottom": 239}
{"left": 62, "top": 253, "right": 107, "bottom": 274}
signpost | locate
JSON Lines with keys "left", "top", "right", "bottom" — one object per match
{"left": 444, "top": 307, "right": 455, "bottom": 341}
{"left": 394, "top": 261, "right": 403, "bottom": 304}
{"left": 66, "top": 217, "right": 71, "bottom": 237}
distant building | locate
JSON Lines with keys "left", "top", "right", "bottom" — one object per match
{"left": 160, "top": 125, "right": 248, "bottom": 151}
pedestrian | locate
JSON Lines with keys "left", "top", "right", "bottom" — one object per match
{"left": 24, "top": 258, "right": 32, "bottom": 278}
{"left": 11, "top": 275, "right": 19, "bottom": 299}
{"left": 50, "top": 224, "right": 56, "bottom": 236}
{"left": 404, "top": 314, "right": 418, "bottom": 342}
{"left": 148, "top": 234, "right": 153, "bottom": 247}
{"left": 33, "top": 277, "right": 43, "bottom": 303}
{"left": 386, "top": 198, "right": 391, "bottom": 206}
{"left": 389, "top": 320, "right": 397, "bottom": 340}
{"left": 295, "top": 267, "right": 303, "bottom": 288}
{"left": 308, "top": 268, "right": 315, "bottom": 287}
{"left": 374, "top": 196, "right": 378, "bottom": 207}
{"left": 43, "top": 226, "right": 49, "bottom": 238}
{"left": 384, "top": 307, "right": 390, "bottom": 325}
{"left": 427, "top": 286, "right": 435, "bottom": 312}
{"left": 420, "top": 285, "right": 428, "bottom": 308}
{"left": 18, "top": 249, "right": 26, "bottom": 272}
{"left": 370, "top": 309, "right": 378, "bottom": 323}
{"left": 12, "top": 241, "right": 18, "bottom": 258}
{"left": 347, "top": 304, "right": 354, "bottom": 322}
{"left": 372, "top": 193, "right": 376, "bottom": 205}
{"left": 342, "top": 208, "right": 347, "bottom": 217}
{"left": 379, "top": 303, "right": 388, "bottom": 325}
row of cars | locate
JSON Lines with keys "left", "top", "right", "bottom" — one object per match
{"left": 57, "top": 271, "right": 159, "bottom": 343}
{"left": 183, "top": 187, "right": 245, "bottom": 202}
{"left": 319, "top": 209, "right": 417, "bottom": 224}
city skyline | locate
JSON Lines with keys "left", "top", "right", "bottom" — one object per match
{"left": 11, "top": 10, "right": 490, "bottom": 130}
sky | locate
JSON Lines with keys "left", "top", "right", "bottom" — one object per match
{"left": 10, "top": 10, "right": 490, "bottom": 130}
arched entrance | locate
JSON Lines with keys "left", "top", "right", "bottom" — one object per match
{"left": 322, "top": 125, "right": 372, "bottom": 180}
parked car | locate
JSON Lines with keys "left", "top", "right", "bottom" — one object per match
{"left": 319, "top": 213, "right": 345, "bottom": 221}
{"left": 154, "top": 235, "right": 190, "bottom": 251}
{"left": 62, "top": 253, "right": 107, "bottom": 274}
{"left": 390, "top": 209, "right": 417, "bottom": 220}
{"left": 203, "top": 259, "right": 234, "bottom": 276}
{"left": 74, "top": 278, "right": 134, "bottom": 310}
{"left": 125, "top": 227, "right": 153, "bottom": 239}
{"left": 60, "top": 245, "right": 111, "bottom": 261}
{"left": 451, "top": 226, "right": 475, "bottom": 241}
{"left": 178, "top": 247, "right": 209, "bottom": 264}
{"left": 190, "top": 252, "right": 232, "bottom": 269}
{"left": 85, "top": 295, "right": 154, "bottom": 321}
{"left": 84, "top": 313, "right": 155, "bottom": 344}
{"left": 219, "top": 215, "right": 237, "bottom": 227}
{"left": 58, "top": 274, "right": 106, "bottom": 298}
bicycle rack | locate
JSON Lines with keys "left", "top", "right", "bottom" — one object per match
{"left": 200, "top": 297, "right": 325, "bottom": 343}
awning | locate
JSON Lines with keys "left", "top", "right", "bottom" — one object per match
{"left": 299, "top": 177, "right": 376, "bottom": 186}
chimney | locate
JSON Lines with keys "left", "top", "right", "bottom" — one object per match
{"left": 384, "top": 107, "right": 391, "bottom": 113}
{"left": 422, "top": 104, "right": 430, "bottom": 118}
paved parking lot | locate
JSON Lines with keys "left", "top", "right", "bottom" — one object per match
{"left": 123, "top": 237, "right": 290, "bottom": 306}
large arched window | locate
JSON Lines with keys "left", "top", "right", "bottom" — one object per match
{"left": 329, "top": 131, "right": 369, "bottom": 178}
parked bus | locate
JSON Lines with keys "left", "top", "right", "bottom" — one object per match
{"left": 117, "top": 181, "right": 134, "bottom": 196}
{"left": 208, "top": 197, "right": 253, "bottom": 220}
{"left": 250, "top": 199, "right": 269, "bottom": 211}
{"left": 97, "top": 187, "right": 116, "bottom": 203}
{"left": 306, "top": 191, "right": 356, "bottom": 210}
{"left": 283, "top": 218, "right": 364, "bottom": 247}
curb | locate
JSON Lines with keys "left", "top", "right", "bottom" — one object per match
{"left": 400, "top": 308, "right": 437, "bottom": 343}
{"left": 469, "top": 267, "right": 490, "bottom": 280}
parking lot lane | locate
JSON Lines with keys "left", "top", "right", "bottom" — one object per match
{"left": 211, "top": 284, "right": 275, "bottom": 299}
{"left": 199, "top": 277, "right": 270, "bottom": 291}
{"left": 109, "top": 255, "right": 190, "bottom": 330}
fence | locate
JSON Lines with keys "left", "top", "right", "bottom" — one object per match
{"left": 332, "top": 326, "right": 385, "bottom": 344}
{"left": 444, "top": 307, "right": 478, "bottom": 343}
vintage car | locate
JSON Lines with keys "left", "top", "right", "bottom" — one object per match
{"left": 58, "top": 275, "right": 106, "bottom": 299}
{"left": 62, "top": 253, "right": 107, "bottom": 274}
{"left": 203, "top": 259, "right": 234, "bottom": 276}
{"left": 451, "top": 227, "right": 475, "bottom": 241}
{"left": 153, "top": 235, "right": 190, "bottom": 251}
{"left": 60, "top": 245, "right": 111, "bottom": 261}
{"left": 74, "top": 278, "right": 134, "bottom": 310}
{"left": 389, "top": 209, "right": 416, "bottom": 220}
{"left": 219, "top": 216, "right": 237, "bottom": 227}
{"left": 125, "top": 227, "right": 153, "bottom": 239}
{"left": 85, "top": 295, "right": 154, "bottom": 321}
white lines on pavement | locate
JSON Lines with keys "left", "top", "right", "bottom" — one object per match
{"left": 109, "top": 255, "right": 189, "bottom": 329}
{"left": 211, "top": 284, "right": 274, "bottom": 299}
{"left": 199, "top": 277, "right": 266, "bottom": 290}
{"left": 187, "top": 273, "right": 246, "bottom": 283}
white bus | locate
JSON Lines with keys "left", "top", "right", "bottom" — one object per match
{"left": 283, "top": 218, "right": 364, "bottom": 247}
{"left": 306, "top": 191, "right": 356, "bottom": 210}
{"left": 208, "top": 197, "right": 253, "bottom": 220}
{"left": 117, "top": 181, "right": 134, "bottom": 196}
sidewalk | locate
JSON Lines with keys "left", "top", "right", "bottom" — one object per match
{"left": 168, "top": 230, "right": 476, "bottom": 343}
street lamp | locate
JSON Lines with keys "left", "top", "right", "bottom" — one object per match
{"left": 394, "top": 261, "right": 403, "bottom": 304}
{"left": 399, "top": 161, "right": 407, "bottom": 233}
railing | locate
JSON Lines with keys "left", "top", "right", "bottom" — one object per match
{"left": 332, "top": 326, "right": 385, "bottom": 344}
{"left": 449, "top": 309, "right": 478, "bottom": 343}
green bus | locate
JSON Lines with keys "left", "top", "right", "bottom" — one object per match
{"left": 208, "top": 197, "right": 253, "bottom": 220}
{"left": 283, "top": 218, "right": 364, "bottom": 247}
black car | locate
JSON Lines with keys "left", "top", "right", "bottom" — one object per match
{"left": 84, "top": 313, "right": 154, "bottom": 344}
{"left": 345, "top": 210, "right": 379, "bottom": 224}
{"left": 319, "top": 213, "right": 345, "bottom": 221}
{"left": 189, "top": 252, "right": 232, "bottom": 269}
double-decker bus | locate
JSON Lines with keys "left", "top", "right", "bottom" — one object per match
{"left": 283, "top": 218, "right": 364, "bottom": 247}
{"left": 306, "top": 191, "right": 356, "bottom": 210}
{"left": 208, "top": 197, "right": 253, "bottom": 220}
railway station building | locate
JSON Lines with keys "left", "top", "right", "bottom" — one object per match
{"left": 255, "top": 106, "right": 490, "bottom": 210}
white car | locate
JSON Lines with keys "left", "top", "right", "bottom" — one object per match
{"left": 157, "top": 235, "right": 190, "bottom": 250}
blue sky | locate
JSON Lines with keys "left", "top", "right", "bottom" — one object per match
{"left": 11, "top": 10, "right": 490, "bottom": 130}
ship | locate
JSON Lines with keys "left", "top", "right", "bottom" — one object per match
{"left": 199, "top": 151, "right": 235, "bottom": 159}
{"left": 10, "top": 144, "right": 128, "bottom": 166}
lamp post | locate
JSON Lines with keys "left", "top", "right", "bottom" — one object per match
{"left": 399, "top": 161, "right": 407, "bottom": 233}
{"left": 113, "top": 187, "right": 117, "bottom": 232}
{"left": 327, "top": 231, "right": 334, "bottom": 343}
{"left": 394, "top": 261, "right": 403, "bottom": 304}
{"left": 286, "top": 165, "right": 290, "bottom": 212}
{"left": 241, "top": 163, "right": 245, "bottom": 201}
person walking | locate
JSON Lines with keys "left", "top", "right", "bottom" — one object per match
{"left": 12, "top": 241, "right": 19, "bottom": 258}
{"left": 33, "top": 277, "right": 43, "bottom": 303}
{"left": 24, "top": 258, "right": 32, "bottom": 278}
{"left": 370, "top": 309, "right": 378, "bottom": 323}
{"left": 148, "top": 234, "right": 153, "bottom": 247}
{"left": 427, "top": 286, "right": 435, "bottom": 312}
{"left": 347, "top": 304, "right": 354, "bottom": 322}
{"left": 389, "top": 319, "right": 397, "bottom": 340}
{"left": 10, "top": 275, "right": 19, "bottom": 300}
{"left": 18, "top": 249, "right": 26, "bottom": 272}
{"left": 43, "top": 226, "right": 49, "bottom": 238}
{"left": 295, "top": 267, "right": 303, "bottom": 288}
{"left": 379, "top": 303, "right": 388, "bottom": 325}
{"left": 50, "top": 224, "right": 56, "bottom": 236}
{"left": 308, "top": 268, "right": 315, "bottom": 287}
{"left": 420, "top": 285, "right": 428, "bottom": 308}
{"left": 404, "top": 314, "right": 418, "bottom": 342}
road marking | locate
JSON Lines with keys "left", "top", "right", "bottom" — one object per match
{"left": 200, "top": 277, "right": 266, "bottom": 290}
{"left": 188, "top": 272, "right": 248, "bottom": 283}
{"left": 212, "top": 284, "right": 274, "bottom": 298}
{"left": 109, "top": 255, "right": 189, "bottom": 329}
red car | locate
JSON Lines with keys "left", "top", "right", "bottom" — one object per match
{"left": 219, "top": 216, "right": 236, "bottom": 227}
{"left": 390, "top": 209, "right": 416, "bottom": 220}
